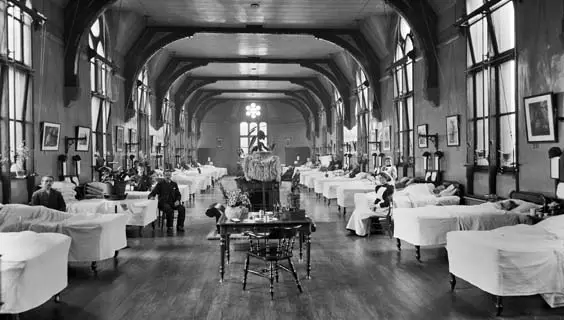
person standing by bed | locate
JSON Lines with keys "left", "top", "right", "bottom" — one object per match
{"left": 346, "top": 172, "right": 395, "bottom": 237}
{"left": 381, "top": 157, "right": 398, "bottom": 182}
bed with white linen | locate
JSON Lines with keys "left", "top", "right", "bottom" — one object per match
{"left": 336, "top": 180, "right": 376, "bottom": 214}
{"left": 0, "top": 204, "right": 128, "bottom": 271}
{"left": 0, "top": 231, "right": 71, "bottom": 315}
{"left": 447, "top": 213, "right": 564, "bottom": 316}
{"left": 354, "top": 182, "right": 461, "bottom": 214}
{"left": 394, "top": 191, "right": 544, "bottom": 261}
{"left": 313, "top": 171, "right": 347, "bottom": 195}
{"left": 298, "top": 169, "right": 319, "bottom": 185}
{"left": 67, "top": 198, "right": 158, "bottom": 235}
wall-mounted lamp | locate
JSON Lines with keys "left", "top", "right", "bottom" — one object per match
{"left": 125, "top": 142, "right": 140, "bottom": 153}
{"left": 549, "top": 147, "right": 562, "bottom": 179}
{"left": 434, "top": 151, "right": 444, "bottom": 172}
{"left": 65, "top": 136, "right": 87, "bottom": 154}
{"left": 422, "top": 151, "right": 432, "bottom": 171}
{"left": 377, "top": 152, "right": 385, "bottom": 168}
{"left": 418, "top": 132, "right": 439, "bottom": 150}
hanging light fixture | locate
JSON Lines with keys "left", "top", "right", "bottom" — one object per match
{"left": 245, "top": 102, "right": 261, "bottom": 118}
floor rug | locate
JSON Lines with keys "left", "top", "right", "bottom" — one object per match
{"left": 206, "top": 229, "right": 249, "bottom": 240}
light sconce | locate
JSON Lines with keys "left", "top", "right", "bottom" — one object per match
{"left": 377, "top": 152, "right": 385, "bottom": 168}
{"left": 418, "top": 132, "right": 439, "bottom": 150}
{"left": 422, "top": 151, "right": 432, "bottom": 171}
{"left": 245, "top": 103, "right": 261, "bottom": 118}
{"left": 548, "top": 147, "right": 562, "bottom": 179}
{"left": 434, "top": 151, "right": 444, "bottom": 172}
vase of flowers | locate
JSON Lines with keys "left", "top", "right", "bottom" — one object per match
{"left": 225, "top": 189, "right": 250, "bottom": 220}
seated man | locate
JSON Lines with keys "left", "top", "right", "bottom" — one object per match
{"left": 346, "top": 172, "right": 394, "bottom": 237}
{"left": 148, "top": 170, "right": 186, "bottom": 232}
{"left": 30, "top": 175, "right": 67, "bottom": 211}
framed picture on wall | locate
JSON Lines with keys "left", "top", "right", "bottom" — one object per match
{"left": 417, "top": 124, "right": 428, "bottom": 148}
{"left": 216, "top": 137, "right": 223, "bottom": 149}
{"left": 115, "top": 126, "right": 124, "bottom": 152}
{"left": 381, "top": 126, "right": 391, "bottom": 151}
{"left": 76, "top": 126, "right": 91, "bottom": 152}
{"left": 524, "top": 92, "right": 556, "bottom": 143}
{"left": 446, "top": 115, "right": 460, "bottom": 147}
{"left": 41, "top": 122, "right": 61, "bottom": 151}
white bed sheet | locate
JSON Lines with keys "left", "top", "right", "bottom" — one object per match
{"left": 0, "top": 204, "right": 128, "bottom": 262}
{"left": 299, "top": 169, "right": 319, "bottom": 185}
{"left": 336, "top": 180, "right": 375, "bottom": 208}
{"left": 305, "top": 173, "right": 327, "bottom": 189}
{"left": 315, "top": 176, "right": 351, "bottom": 194}
{"left": 447, "top": 217, "right": 564, "bottom": 306}
{"left": 394, "top": 202, "right": 526, "bottom": 246}
{"left": 67, "top": 199, "right": 158, "bottom": 227}
{"left": 0, "top": 231, "right": 71, "bottom": 314}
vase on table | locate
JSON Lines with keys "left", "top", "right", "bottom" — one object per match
{"left": 225, "top": 206, "right": 243, "bottom": 220}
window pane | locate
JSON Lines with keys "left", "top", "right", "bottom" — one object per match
{"left": 475, "top": 71, "right": 484, "bottom": 117}
{"left": 8, "top": 68, "right": 15, "bottom": 119}
{"left": 395, "top": 45, "right": 403, "bottom": 61}
{"left": 476, "top": 119, "right": 489, "bottom": 164}
{"left": 23, "top": 17, "right": 31, "bottom": 66}
{"left": 406, "top": 62, "right": 413, "bottom": 92}
{"left": 405, "top": 36, "right": 413, "bottom": 55}
{"left": 7, "top": 10, "right": 14, "bottom": 59}
{"left": 408, "top": 130, "right": 414, "bottom": 156}
{"left": 240, "top": 122, "right": 248, "bottom": 136}
{"left": 466, "top": 0, "right": 484, "bottom": 15}
{"left": 469, "top": 19, "right": 486, "bottom": 63}
{"left": 90, "top": 61, "right": 96, "bottom": 92}
{"left": 491, "top": 1, "right": 515, "bottom": 53}
{"left": 250, "top": 122, "right": 257, "bottom": 135}
{"left": 240, "top": 137, "right": 248, "bottom": 149}
{"left": 14, "top": 70, "right": 27, "bottom": 121}
{"left": 395, "top": 68, "right": 403, "bottom": 94}
{"left": 498, "top": 60, "right": 515, "bottom": 114}
{"left": 397, "top": 100, "right": 403, "bottom": 131}
{"left": 9, "top": 121, "right": 15, "bottom": 153}
{"left": 407, "top": 97, "right": 413, "bottom": 130}
{"left": 259, "top": 122, "right": 267, "bottom": 135}
{"left": 91, "top": 19, "right": 100, "bottom": 37}
{"left": 499, "top": 114, "right": 515, "bottom": 166}
{"left": 13, "top": 15, "right": 21, "bottom": 61}
{"left": 91, "top": 96, "right": 101, "bottom": 130}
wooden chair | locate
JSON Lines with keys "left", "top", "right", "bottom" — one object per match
{"left": 243, "top": 226, "right": 303, "bottom": 299}
{"left": 368, "top": 198, "right": 394, "bottom": 238}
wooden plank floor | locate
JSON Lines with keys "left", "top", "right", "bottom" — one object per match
{"left": 13, "top": 180, "right": 564, "bottom": 320}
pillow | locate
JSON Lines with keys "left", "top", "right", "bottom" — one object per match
{"left": 509, "top": 199, "right": 542, "bottom": 213}
{"left": 354, "top": 172, "right": 368, "bottom": 180}
{"left": 439, "top": 187, "right": 458, "bottom": 197}
{"left": 495, "top": 199, "right": 519, "bottom": 211}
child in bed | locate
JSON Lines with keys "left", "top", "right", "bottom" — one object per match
{"left": 346, "top": 171, "right": 394, "bottom": 237}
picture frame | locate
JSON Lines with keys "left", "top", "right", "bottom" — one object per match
{"left": 381, "top": 126, "right": 391, "bottom": 151}
{"left": 75, "top": 126, "right": 91, "bottom": 152}
{"left": 446, "top": 115, "right": 460, "bottom": 147}
{"left": 417, "top": 124, "right": 428, "bottom": 148}
{"left": 524, "top": 92, "right": 556, "bottom": 143}
{"left": 116, "top": 126, "right": 124, "bottom": 152}
{"left": 41, "top": 122, "right": 61, "bottom": 151}
{"left": 216, "top": 137, "right": 223, "bottom": 149}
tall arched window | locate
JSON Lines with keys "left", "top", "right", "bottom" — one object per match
{"left": 89, "top": 15, "right": 112, "bottom": 167}
{"left": 136, "top": 67, "right": 151, "bottom": 156}
{"left": 393, "top": 17, "right": 414, "bottom": 177}
{"left": 240, "top": 121, "right": 267, "bottom": 156}
{"left": 464, "top": 0, "right": 515, "bottom": 194}
{"left": 2, "top": 0, "right": 34, "bottom": 175}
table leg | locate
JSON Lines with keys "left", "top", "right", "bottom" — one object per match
{"left": 220, "top": 233, "right": 226, "bottom": 282}
{"left": 306, "top": 233, "right": 312, "bottom": 279}
{"left": 299, "top": 232, "right": 304, "bottom": 261}
{"left": 226, "top": 235, "right": 231, "bottom": 264}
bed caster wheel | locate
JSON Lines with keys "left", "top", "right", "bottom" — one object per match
{"left": 495, "top": 296, "right": 503, "bottom": 316}
{"left": 54, "top": 294, "right": 61, "bottom": 303}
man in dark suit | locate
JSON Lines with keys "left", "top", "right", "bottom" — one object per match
{"left": 148, "top": 170, "right": 186, "bottom": 232}
{"left": 30, "top": 175, "right": 67, "bottom": 211}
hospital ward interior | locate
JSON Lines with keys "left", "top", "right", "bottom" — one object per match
{"left": 2, "top": 0, "right": 564, "bottom": 319}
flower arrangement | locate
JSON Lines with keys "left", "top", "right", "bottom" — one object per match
{"left": 226, "top": 189, "right": 250, "bottom": 208}
{"left": 15, "top": 141, "right": 30, "bottom": 160}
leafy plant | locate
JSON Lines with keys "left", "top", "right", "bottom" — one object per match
{"left": 226, "top": 189, "right": 250, "bottom": 207}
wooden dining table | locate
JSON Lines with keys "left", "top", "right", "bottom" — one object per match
{"left": 218, "top": 211, "right": 314, "bottom": 282}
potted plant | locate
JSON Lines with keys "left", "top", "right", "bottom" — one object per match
{"left": 225, "top": 189, "right": 250, "bottom": 220}
{"left": 98, "top": 166, "right": 130, "bottom": 198}
{"left": 10, "top": 142, "right": 30, "bottom": 178}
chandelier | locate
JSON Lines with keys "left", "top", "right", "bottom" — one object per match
{"left": 245, "top": 103, "right": 261, "bottom": 118}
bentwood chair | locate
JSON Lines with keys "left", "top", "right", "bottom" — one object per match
{"left": 369, "top": 198, "right": 394, "bottom": 238}
{"left": 243, "top": 226, "right": 303, "bottom": 299}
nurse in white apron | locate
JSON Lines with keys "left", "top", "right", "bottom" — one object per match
{"left": 346, "top": 171, "right": 395, "bottom": 237}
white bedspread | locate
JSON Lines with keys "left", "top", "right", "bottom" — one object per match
{"left": 336, "top": 180, "right": 375, "bottom": 208}
{"left": 447, "top": 216, "right": 564, "bottom": 306}
{"left": 67, "top": 199, "right": 158, "bottom": 227}
{"left": 394, "top": 202, "right": 525, "bottom": 246}
{"left": 0, "top": 204, "right": 128, "bottom": 262}
{"left": 0, "top": 231, "right": 71, "bottom": 314}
